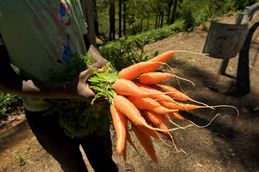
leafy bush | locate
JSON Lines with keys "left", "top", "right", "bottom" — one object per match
{"left": 0, "top": 92, "right": 21, "bottom": 119}
{"left": 99, "top": 20, "right": 184, "bottom": 70}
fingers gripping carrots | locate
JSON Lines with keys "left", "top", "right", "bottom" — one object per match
{"left": 86, "top": 50, "right": 237, "bottom": 163}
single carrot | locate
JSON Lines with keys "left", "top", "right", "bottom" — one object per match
{"left": 138, "top": 72, "right": 174, "bottom": 85}
{"left": 155, "top": 84, "right": 190, "bottom": 101}
{"left": 170, "top": 112, "right": 186, "bottom": 120}
{"left": 110, "top": 103, "right": 127, "bottom": 154}
{"left": 113, "top": 95, "right": 147, "bottom": 127}
{"left": 128, "top": 96, "right": 176, "bottom": 115}
{"left": 142, "top": 110, "right": 163, "bottom": 127}
{"left": 148, "top": 50, "right": 175, "bottom": 63}
{"left": 138, "top": 72, "right": 194, "bottom": 86}
{"left": 137, "top": 125, "right": 161, "bottom": 140}
{"left": 118, "top": 61, "right": 156, "bottom": 80}
{"left": 132, "top": 125, "right": 159, "bottom": 164}
{"left": 118, "top": 51, "right": 175, "bottom": 80}
{"left": 159, "top": 100, "right": 203, "bottom": 111}
{"left": 135, "top": 83, "right": 175, "bottom": 103}
{"left": 113, "top": 79, "right": 155, "bottom": 98}
{"left": 142, "top": 110, "right": 178, "bottom": 144}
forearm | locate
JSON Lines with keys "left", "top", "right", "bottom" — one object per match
{"left": 88, "top": 45, "right": 108, "bottom": 68}
{"left": 0, "top": 72, "right": 94, "bottom": 99}
{"left": 83, "top": 34, "right": 108, "bottom": 67}
{"left": 1, "top": 77, "right": 69, "bottom": 99}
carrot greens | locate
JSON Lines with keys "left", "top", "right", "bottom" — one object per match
{"left": 88, "top": 63, "right": 118, "bottom": 104}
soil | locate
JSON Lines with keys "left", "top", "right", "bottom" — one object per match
{"left": 0, "top": 13, "right": 259, "bottom": 172}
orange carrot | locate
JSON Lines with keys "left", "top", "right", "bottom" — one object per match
{"left": 113, "top": 95, "right": 147, "bottom": 127}
{"left": 118, "top": 51, "right": 175, "bottom": 80}
{"left": 155, "top": 84, "right": 190, "bottom": 101}
{"left": 159, "top": 100, "right": 203, "bottom": 111}
{"left": 110, "top": 103, "right": 127, "bottom": 154}
{"left": 170, "top": 112, "right": 186, "bottom": 120}
{"left": 135, "top": 83, "right": 175, "bottom": 103}
{"left": 142, "top": 110, "right": 162, "bottom": 127}
{"left": 132, "top": 125, "right": 159, "bottom": 164}
{"left": 142, "top": 110, "right": 178, "bottom": 143}
{"left": 137, "top": 125, "right": 161, "bottom": 140}
{"left": 148, "top": 50, "right": 175, "bottom": 63}
{"left": 113, "top": 79, "right": 155, "bottom": 98}
{"left": 142, "top": 110, "right": 177, "bottom": 129}
{"left": 139, "top": 72, "right": 194, "bottom": 86}
{"left": 138, "top": 72, "right": 175, "bottom": 85}
{"left": 156, "top": 84, "right": 213, "bottom": 109}
{"left": 118, "top": 61, "right": 156, "bottom": 80}
{"left": 113, "top": 95, "right": 175, "bottom": 132}
{"left": 128, "top": 96, "right": 176, "bottom": 115}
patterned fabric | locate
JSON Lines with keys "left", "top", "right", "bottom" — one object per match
{"left": 0, "top": 0, "right": 88, "bottom": 111}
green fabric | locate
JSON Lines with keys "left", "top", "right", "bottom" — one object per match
{"left": 46, "top": 99, "right": 111, "bottom": 138}
{"left": 0, "top": 0, "right": 88, "bottom": 112}
{"left": 0, "top": 1, "right": 111, "bottom": 137}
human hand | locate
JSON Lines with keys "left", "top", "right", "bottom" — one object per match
{"left": 88, "top": 45, "right": 108, "bottom": 68}
{"left": 65, "top": 67, "right": 96, "bottom": 99}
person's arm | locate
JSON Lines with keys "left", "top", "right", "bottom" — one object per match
{"left": 0, "top": 45, "right": 95, "bottom": 99}
{"left": 83, "top": 34, "right": 108, "bottom": 68}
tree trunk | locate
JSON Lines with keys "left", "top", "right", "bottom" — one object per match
{"left": 93, "top": 0, "right": 99, "bottom": 36}
{"left": 123, "top": 0, "right": 126, "bottom": 35}
{"left": 147, "top": 14, "right": 150, "bottom": 30}
{"left": 167, "top": 0, "right": 173, "bottom": 24}
{"left": 155, "top": 12, "right": 159, "bottom": 29}
{"left": 170, "top": 0, "right": 178, "bottom": 24}
{"left": 119, "top": 0, "right": 122, "bottom": 37}
{"left": 109, "top": 0, "right": 115, "bottom": 40}
{"left": 140, "top": 5, "right": 144, "bottom": 32}
{"left": 160, "top": 12, "right": 164, "bottom": 27}
{"left": 81, "top": 0, "right": 96, "bottom": 45}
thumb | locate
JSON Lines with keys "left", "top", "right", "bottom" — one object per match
{"left": 79, "top": 67, "right": 94, "bottom": 81}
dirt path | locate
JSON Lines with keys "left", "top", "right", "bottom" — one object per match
{"left": 0, "top": 14, "right": 259, "bottom": 172}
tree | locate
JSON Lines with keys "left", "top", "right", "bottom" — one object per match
{"left": 109, "top": 0, "right": 116, "bottom": 40}
{"left": 123, "top": 0, "right": 127, "bottom": 35}
{"left": 167, "top": 0, "right": 173, "bottom": 24}
{"left": 170, "top": 0, "right": 178, "bottom": 24}
{"left": 118, "top": 0, "right": 122, "bottom": 37}
{"left": 93, "top": 0, "right": 100, "bottom": 36}
{"left": 81, "top": 0, "right": 96, "bottom": 45}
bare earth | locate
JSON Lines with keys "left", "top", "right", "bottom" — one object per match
{"left": 0, "top": 13, "right": 259, "bottom": 172}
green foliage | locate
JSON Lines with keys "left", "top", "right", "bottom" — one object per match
{"left": 0, "top": 93, "right": 21, "bottom": 119}
{"left": 88, "top": 63, "right": 118, "bottom": 104}
{"left": 16, "top": 152, "right": 25, "bottom": 166}
{"left": 234, "top": 0, "right": 258, "bottom": 10}
{"left": 50, "top": 53, "right": 92, "bottom": 82}
{"left": 48, "top": 99, "right": 111, "bottom": 138}
{"left": 181, "top": 7, "right": 196, "bottom": 31}
{"left": 99, "top": 20, "right": 184, "bottom": 70}
{"left": 96, "top": 0, "right": 247, "bottom": 39}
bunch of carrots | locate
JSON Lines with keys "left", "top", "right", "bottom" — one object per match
{"left": 88, "top": 50, "right": 236, "bottom": 163}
